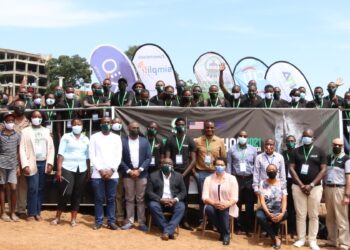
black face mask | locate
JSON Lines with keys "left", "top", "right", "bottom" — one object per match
{"left": 248, "top": 92, "right": 256, "bottom": 99}
{"left": 129, "top": 129, "right": 139, "bottom": 137}
{"left": 274, "top": 92, "right": 281, "bottom": 100}
{"left": 141, "top": 99, "right": 149, "bottom": 105}
{"left": 176, "top": 86, "right": 185, "bottom": 95}
{"left": 18, "top": 93, "right": 26, "bottom": 100}
{"left": 182, "top": 96, "right": 192, "bottom": 102}
{"left": 165, "top": 93, "right": 174, "bottom": 99}
{"left": 327, "top": 88, "right": 337, "bottom": 96}
{"left": 333, "top": 146, "right": 342, "bottom": 155}
{"left": 193, "top": 92, "right": 201, "bottom": 99}
{"left": 148, "top": 128, "right": 157, "bottom": 136}
{"left": 14, "top": 106, "right": 25, "bottom": 116}
{"left": 209, "top": 92, "right": 218, "bottom": 99}
{"left": 119, "top": 84, "right": 127, "bottom": 91}
{"left": 267, "top": 171, "right": 277, "bottom": 179}
{"left": 55, "top": 90, "right": 63, "bottom": 98}
{"left": 315, "top": 93, "right": 323, "bottom": 102}
{"left": 103, "top": 85, "right": 111, "bottom": 92}
{"left": 156, "top": 86, "right": 164, "bottom": 94}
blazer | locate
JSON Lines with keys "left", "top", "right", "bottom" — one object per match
{"left": 19, "top": 126, "right": 55, "bottom": 176}
{"left": 119, "top": 136, "right": 152, "bottom": 178}
{"left": 146, "top": 170, "right": 187, "bottom": 202}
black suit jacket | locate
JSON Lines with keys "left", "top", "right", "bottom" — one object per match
{"left": 146, "top": 170, "right": 187, "bottom": 202}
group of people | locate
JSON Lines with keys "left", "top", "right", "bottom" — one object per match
{"left": 0, "top": 74, "right": 349, "bottom": 249}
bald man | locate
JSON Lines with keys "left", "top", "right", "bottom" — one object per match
{"left": 323, "top": 138, "right": 350, "bottom": 249}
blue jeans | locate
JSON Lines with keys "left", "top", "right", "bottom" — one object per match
{"left": 91, "top": 178, "right": 118, "bottom": 225}
{"left": 26, "top": 161, "right": 46, "bottom": 216}
{"left": 205, "top": 205, "right": 230, "bottom": 238}
{"left": 149, "top": 201, "right": 185, "bottom": 235}
{"left": 256, "top": 209, "right": 288, "bottom": 240}
{"left": 195, "top": 171, "right": 213, "bottom": 219}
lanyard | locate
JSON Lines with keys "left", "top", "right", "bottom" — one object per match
{"left": 233, "top": 98, "right": 240, "bottom": 108}
{"left": 141, "top": 101, "right": 149, "bottom": 106}
{"left": 65, "top": 99, "right": 74, "bottom": 119}
{"left": 150, "top": 139, "right": 155, "bottom": 154}
{"left": 165, "top": 100, "right": 172, "bottom": 106}
{"left": 264, "top": 154, "right": 275, "bottom": 164}
{"left": 205, "top": 138, "right": 211, "bottom": 153}
{"left": 46, "top": 107, "right": 54, "bottom": 121}
{"left": 176, "top": 135, "right": 186, "bottom": 153}
{"left": 292, "top": 102, "right": 299, "bottom": 109}
{"left": 118, "top": 92, "right": 127, "bottom": 106}
{"left": 285, "top": 152, "right": 290, "bottom": 161}
{"left": 92, "top": 96, "right": 100, "bottom": 105}
{"left": 316, "top": 100, "right": 323, "bottom": 108}
{"left": 331, "top": 153, "right": 344, "bottom": 167}
{"left": 108, "top": 92, "right": 112, "bottom": 100}
{"left": 345, "top": 111, "right": 350, "bottom": 120}
{"left": 237, "top": 144, "right": 246, "bottom": 161}
{"left": 264, "top": 99, "right": 273, "bottom": 108}
{"left": 303, "top": 145, "right": 314, "bottom": 163}
{"left": 211, "top": 98, "right": 219, "bottom": 107}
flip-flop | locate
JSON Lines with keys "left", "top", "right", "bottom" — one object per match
{"left": 50, "top": 218, "right": 60, "bottom": 225}
{"left": 70, "top": 220, "right": 77, "bottom": 227}
{"left": 11, "top": 215, "right": 20, "bottom": 222}
{"left": 1, "top": 214, "right": 11, "bottom": 222}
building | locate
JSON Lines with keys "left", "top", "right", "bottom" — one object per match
{"left": 0, "top": 48, "right": 51, "bottom": 95}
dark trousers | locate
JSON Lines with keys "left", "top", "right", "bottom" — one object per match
{"left": 256, "top": 209, "right": 288, "bottom": 240}
{"left": 149, "top": 201, "right": 185, "bottom": 235}
{"left": 57, "top": 168, "right": 86, "bottom": 212}
{"left": 174, "top": 171, "right": 190, "bottom": 223}
{"left": 205, "top": 205, "right": 230, "bottom": 238}
{"left": 195, "top": 171, "right": 213, "bottom": 220}
{"left": 236, "top": 175, "right": 255, "bottom": 232}
{"left": 26, "top": 161, "right": 46, "bottom": 216}
{"left": 286, "top": 178, "right": 296, "bottom": 234}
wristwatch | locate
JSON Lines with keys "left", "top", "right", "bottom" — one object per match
{"left": 310, "top": 182, "right": 315, "bottom": 188}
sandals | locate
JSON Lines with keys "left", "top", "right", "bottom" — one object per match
{"left": 51, "top": 218, "right": 61, "bottom": 225}
{"left": 10, "top": 214, "right": 20, "bottom": 222}
{"left": 70, "top": 220, "right": 77, "bottom": 227}
{"left": 1, "top": 214, "right": 11, "bottom": 222}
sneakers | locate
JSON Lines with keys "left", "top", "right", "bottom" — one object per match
{"left": 107, "top": 223, "right": 119, "bottom": 230}
{"left": 121, "top": 222, "right": 133, "bottom": 230}
{"left": 138, "top": 224, "right": 148, "bottom": 232}
{"left": 293, "top": 240, "right": 305, "bottom": 248}
{"left": 309, "top": 241, "right": 320, "bottom": 250}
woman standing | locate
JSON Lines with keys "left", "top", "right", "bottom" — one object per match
{"left": 51, "top": 118, "right": 90, "bottom": 226}
{"left": 20, "top": 111, "right": 54, "bottom": 221}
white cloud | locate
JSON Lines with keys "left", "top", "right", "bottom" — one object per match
{"left": 0, "top": 0, "right": 133, "bottom": 28}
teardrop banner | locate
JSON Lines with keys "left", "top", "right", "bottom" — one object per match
{"left": 193, "top": 51, "right": 235, "bottom": 94}
{"left": 89, "top": 44, "right": 138, "bottom": 92}
{"left": 132, "top": 43, "right": 177, "bottom": 98}
{"left": 232, "top": 56, "right": 269, "bottom": 95}
{"left": 265, "top": 61, "right": 313, "bottom": 102}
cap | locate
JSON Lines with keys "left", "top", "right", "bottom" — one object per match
{"left": 3, "top": 112, "right": 15, "bottom": 120}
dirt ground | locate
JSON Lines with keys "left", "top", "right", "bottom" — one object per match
{"left": 0, "top": 209, "right": 335, "bottom": 250}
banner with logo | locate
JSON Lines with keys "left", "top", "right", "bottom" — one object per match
{"left": 233, "top": 57, "right": 269, "bottom": 96}
{"left": 193, "top": 52, "right": 235, "bottom": 94}
{"left": 132, "top": 43, "right": 177, "bottom": 98}
{"left": 89, "top": 44, "right": 138, "bottom": 92}
{"left": 265, "top": 61, "right": 313, "bottom": 102}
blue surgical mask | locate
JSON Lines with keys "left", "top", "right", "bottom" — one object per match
{"left": 72, "top": 125, "right": 82, "bottom": 135}
{"left": 238, "top": 136, "right": 247, "bottom": 145}
{"left": 215, "top": 165, "right": 226, "bottom": 174}
{"left": 300, "top": 93, "right": 306, "bottom": 99}
{"left": 302, "top": 136, "right": 313, "bottom": 145}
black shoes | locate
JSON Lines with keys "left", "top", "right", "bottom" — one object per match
{"left": 107, "top": 223, "right": 119, "bottom": 230}
{"left": 222, "top": 235, "right": 230, "bottom": 246}
{"left": 93, "top": 224, "right": 102, "bottom": 230}
{"left": 181, "top": 221, "right": 193, "bottom": 231}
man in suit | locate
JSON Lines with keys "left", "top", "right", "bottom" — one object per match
{"left": 120, "top": 122, "right": 152, "bottom": 231}
{"left": 146, "top": 158, "right": 186, "bottom": 240}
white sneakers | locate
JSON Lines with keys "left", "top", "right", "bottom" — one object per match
{"left": 293, "top": 240, "right": 319, "bottom": 250}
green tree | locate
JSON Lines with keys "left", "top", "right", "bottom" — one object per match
{"left": 45, "top": 55, "right": 92, "bottom": 87}
{"left": 124, "top": 45, "right": 139, "bottom": 60}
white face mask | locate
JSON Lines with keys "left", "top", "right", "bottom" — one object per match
{"left": 65, "top": 93, "right": 75, "bottom": 100}
{"left": 238, "top": 136, "right": 247, "bottom": 145}
{"left": 292, "top": 96, "right": 300, "bottom": 102}
{"left": 112, "top": 123, "right": 122, "bottom": 131}
{"left": 31, "top": 117, "right": 42, "bottom": 126}
{"left": 300, "top": 92, "right": 306, "bottom": 99}
{"left": 233, "top": 93, "right": 240, "bottom": 99}
{"left": 46, "top": 98, "right": 55, "bottom": 106}
{"left": 72, "top": 125, "right": 83, "bottom": 135}
{"left": 302, "top": 136, "right": 313, "bottom": 145}
{"left": 4, "top": 122, "right": 15, "bottom": 130}
{"left": 265, "top": 92, "right": 273, "bottom": 99}
{"left": 34, "top": 98, "right": 41, "bottom": 105}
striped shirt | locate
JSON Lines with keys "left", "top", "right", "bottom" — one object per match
{"left": 0, "top": 131, "right": 20, "bottom": 169}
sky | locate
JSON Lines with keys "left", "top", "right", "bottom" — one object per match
{"left": 1, "top": 0, "right": 350, "bottom": 96}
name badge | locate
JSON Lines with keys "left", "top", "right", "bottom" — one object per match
{"left": 150, "top": 156, "right": 155, "bottom": 166}
{"left": 300, "top": 164, "right": 309, "bottom": 175}
{"left": 239, "top": 162, "right": 247, "bottom": 172}
{"left": 105, "top": 111, "right": 110, "bottom": 117}
{"left": 204, "top": 154, "right": 211, "bottom": 165}
{"left": 66, "top": 120, "right": 72, "bottom": 129}
{"left": 347, "top": 126, "right": 350, "bottom": 133}
{"left": 92, "top": 114, "right": 99, "bottom": 121}
{"left": 287, "top": 170, "right": 292, "bottom": 178}
{"left": 46, "top": 124, "right": 52, "bottom": 132}
{"left": 176, "top": 154, "right": 183, "bottom": 164}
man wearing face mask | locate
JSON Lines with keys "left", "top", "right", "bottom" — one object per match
{"left": 89, "top": 117, "right": 122, "bottom": 230}
{"left": 102, "top": 78, "right": 114, "bottom": 101}
{"left": 150, "top": 80, "right": 165, "bottom": 106}
{"left": 20, "top": 111, "right": 54, "bottom": 221}
{"left": 253, "top": 138, "right": 286, "bottom": 195}
{"left": 192, "top": 85, "right": 203, "bottom": 106}
{"left": 111, "top": 78, "right": 133, "bottom": 107}
{"left": 343, "top": 91, "right": 350, "bottom": 154}
{"left": 219, "top": 63, "right": 242, "bottom": 108}
{"left": 54, "top": 85, "right": 64, "bottom": 104}
{"left": 324, "top": 81, "right": 344, "bottom": 108}
{"left": 119, "top": 122, "right": 152, "bottom": 231}
{"left": 241, "top": 84, "right": 262, "bottom": 108}
{"left": 306, "top": 87, "right": 331, "bottom": 109}
{"left": 288, "top": 89, "right": 306, "bottom": 108}
{"left": 179, "top": 90, "right": 196, "bottom": 107}
{"left": 175, "top": 80, "right": 186, "bottom": 105}
{"left": 131, "top": 81, "right": 146, "bottom": 106}
{"left": 33, "top": 93, "right": 43, "bottom": 109}
{"left": 9, "top": 86, "right": 31, "bottom": 110}
{"left": 159, "top": 85, "right": 178, "bottom": 107}
{"left": 227, "top": 130, "right": 257, "bottom": 236}
{"left": 199, "top": 85, "right": 227, "bottom": 107}
{"left": 165, "top": 118, "right": 196, "bottom": 230}
{"left": 134, "top": 89, "right": 156, "bottom": 107}
{"left": 147, "top": 121, "right": 164, "bottom": 173}
{"left": 282, "top": 135, "right": 297, "bottom": 236}
{"left": 273, "top": 86, "right": 289, "bottom": 108}
{"left": 0, "top": 99, "right": 30, "bottom": 217}
{"left": 323, "top": 138, "right": 350, "bottom": 250}
{"left": 146, "top": 158, "right": 186, "bottom": 240}
{"left": 111, "top": 118, "right": 123, "bottom": 136}
{"left": 258, "top": 85, "right": 280, "bottom": 108}
{"left": 289, "top": 129, "right": 327, "bottom": 250}
{"left": 298, "top": 87, "right": 307, "bottom": 105}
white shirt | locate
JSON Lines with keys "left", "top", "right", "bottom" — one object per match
{"left": 128, "top": 136, "right": 139, "bottom": 168}
{"left": 89, "top": 132, "right": 122, "bottom": 179}
{"left": 162, "top": 173, "right": 173, "bottom": 199}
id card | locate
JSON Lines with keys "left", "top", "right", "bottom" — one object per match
{"left": 66, "top": 120, "right": 72, "bottom": 129}
{"left": 204, "top": 154, "right": 211, "bottom": 165}
{"left": 92, "top": 114, "right": 99, "bottom": 121}
{"left": 46, "top": 124, "right": 52, "bottom": 132}
{"left": 239, "top": 162, "right": 247, "bottom": 172}
{"left": 300, "top": 164, "right": 309, "bottom": 175}
{"left": 150, "top": 156, "right": 155, "bottom": 166}
{"left": 105, "top": 111, "right": 110, "bottom": 117}
{"left": 347, "top": 126, "right": 350, "bottom": 133}
{"left": 176, "top": 154, "right": 183, "bottom": 164}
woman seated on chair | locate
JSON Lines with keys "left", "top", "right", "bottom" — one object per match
{"left": 256, "top": 163, "right": 288, "bottom": 249}
{"left": 202, "top": 157, "right": 239, "bottom": 246}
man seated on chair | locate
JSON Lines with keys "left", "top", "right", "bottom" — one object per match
{"left": 202, "top": 157, "right": 239, "bottom": 246}
{"left": 146, "top": 158, "right": 186, "bottom": 241}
